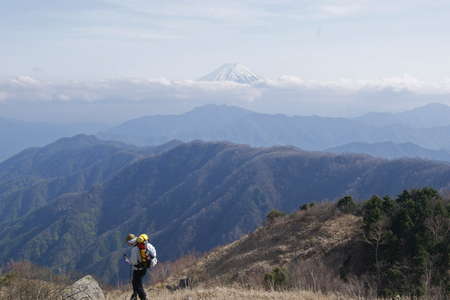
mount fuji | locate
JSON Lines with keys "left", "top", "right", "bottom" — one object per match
{"left": 199, "top": 63, "right": 263, "bottom": 84}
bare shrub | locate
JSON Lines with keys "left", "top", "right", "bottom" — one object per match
{"left": 234, "top": 267, "right": 267, "bottom": 289}
{"left": 287, "top": 259, "right": 376, "bottom": 299}
{"left": 0, "top": 261, "right": 70, "bottom": 300}
{"left": 299, "top": 202, "right": 337, "bottom": 223}
{"left": 150, "top": 252, "right": 199, "bottom": 285}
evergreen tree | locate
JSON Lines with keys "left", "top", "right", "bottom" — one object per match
{"left": 361, "top": 188, "right": 449, "bottom": 297}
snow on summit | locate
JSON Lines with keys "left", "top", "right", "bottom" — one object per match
{"left": 199, "top": 63, "right": 263, "bottom": 84}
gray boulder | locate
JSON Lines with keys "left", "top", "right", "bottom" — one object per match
{"left": 62, "top": 275, "right": 105, "bottom": 300}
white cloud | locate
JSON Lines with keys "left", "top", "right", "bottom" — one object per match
{"left": 3, "top": 75, "right": 450, "bottom": 103}
{"left": 2, "top": 74, "right": 450, "bottom": 122}
{"left": 261, "top": 75, "right": 450, "bottom": 95}
{"left": 10, "top": 76, "right": 42, "bottom": 87}
{"left": 103, "top": 0, "right": 371, "bottom": 22}
{"left": 0, "top": 76, "right": 260, "bottom": 104}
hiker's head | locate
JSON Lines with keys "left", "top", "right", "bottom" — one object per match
{"left": 139, "top": 234, "right": 149, "bottom": 241}
{"left": 126, "top": 233, "right": 137, "bottom": 246}
{"left": 136, "top": 234, "right": 148, "bottom": 244}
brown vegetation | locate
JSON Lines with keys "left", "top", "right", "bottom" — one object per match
{"left": 106, "top": 286, "right": 360, "bottom": 300}
{"left": 155, "top": 203, "right": 374, "bottom": 299}
{"left": 178, "top": 203, "right": 360, "bottom": 283}
{"left": 0, "top": 261, "right": 70, "bottom": 300}
{"left": 150, "top": 253, "right": 199, "bottom": 285}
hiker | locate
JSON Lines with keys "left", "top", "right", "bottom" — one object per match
{"left": 125, "top": 233, "right": 158, "bottom": 300}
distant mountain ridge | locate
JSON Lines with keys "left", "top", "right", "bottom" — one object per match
{"left": 327, "top": 142, "right": 450, "bottom": 162}
{"left": 355, "top": 103, "right": 450, "bottom": 128}
{"left": 0, "top": 117, "right": 107, "bottom": 162}
{"left": 1, "top": 139, "right": 450, "bottom": 284}
{"left": 101, "top": 104, "right": 450, "bottom": 153}
{"left": 4, "top": 103, "right": 450, "bottom": 163}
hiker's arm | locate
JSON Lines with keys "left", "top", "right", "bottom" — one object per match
{"left": 148, "top": 244, "right": 156, "bottom": 259}
{"left": 130, "top": 247, "right": 139, "bottom": 266}
{"left": 123, "top": 254, "right": 131, "bottom": 264}
{"left": 148, "top": 243, "right": 158, "bottom": 267}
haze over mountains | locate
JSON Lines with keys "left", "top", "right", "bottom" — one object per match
{"left": 327, "top": 142, "right": 450, "bottom": 162}
{"left": 1, "top": 135, "right": 450, "bottom": 283}
{"left": 0, "top": 118, "right": 107, "bottom": 162}
{"left": 355, "top": 102, "right": 450, "bottom": 128}
{"left": 3, "top": 102, "right": 450, "bottom": 163}
{"left": 1, "top": 100, "right": 450, "bottom": 282}
{"left": 101, "top": 103, "right": 450, "bottom": 162}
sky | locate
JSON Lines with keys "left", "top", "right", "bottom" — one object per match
{"left": 2, "top": 0, "right": 450, "bottom": 123}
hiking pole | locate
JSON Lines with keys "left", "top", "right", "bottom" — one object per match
{"left": 129, "top": 265, "right": 133, "bottom": 299}
{"left": 124, "top": 254, "right": 134, "bottom": 298}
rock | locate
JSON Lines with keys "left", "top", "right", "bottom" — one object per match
{"left": 62, "top": 275, "right": 105, "bottom": 300}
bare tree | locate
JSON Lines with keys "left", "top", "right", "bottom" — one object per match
{"left": 425, "top": 215, "right": 449, "bottom": 244}
{"left": 363, "top": 217, "right": 389, "bottom": 285}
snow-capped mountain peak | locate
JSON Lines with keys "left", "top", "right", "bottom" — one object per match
{"left": 199, "top": 63, "right": 263, "bottom": 84}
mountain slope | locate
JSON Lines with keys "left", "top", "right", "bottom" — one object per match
{"left": 101, "top": 105, "right": 256, "bottom": 146}
{"left": 172, "top": 189, "right": 449, "bottom": 298}
{"left": 174, "top": 204, "right": 362, "bottom": 285}
{"left": 0, "top": 117, "right": 106, "bottom": 161}
{"left": 101, "top": 104, "right": 450, "bottom": 151}
{"left": 355, "top": 103, "right": 450, "bottom": 128}
{"left": 0, "top": 135, "right": 181, "bottom": 224}
{"left": 1, "top": 141, "right": 450, "bottom": 284}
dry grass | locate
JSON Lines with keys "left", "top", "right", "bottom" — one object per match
{"left": 0, "top": 261, "right": 70, "bottom": 300}
{"left": 174, "top": 203, "right": 362, "bottom": 287}
{"left": 140, "top": 205, "right": 372, "bottom": 299}
{"left": 151, "top": 253, "right": 199, "bottom": 285}
{"left": 106, "top": 286, "right": 359, "bottom": 300}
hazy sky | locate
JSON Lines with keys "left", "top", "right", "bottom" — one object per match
{"left": 2, "top": 0, "right": 450, "bottom": 122}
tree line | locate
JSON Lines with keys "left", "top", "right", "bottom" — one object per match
{"left": 338, "top": 188, "right": 449, "bottom": 298}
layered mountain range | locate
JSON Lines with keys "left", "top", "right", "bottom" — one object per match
{"left": 101, "top": 104, "right": 450, "bottom": 162}
{"left": 355, "top": 103, "right": 450, "bottom": 128}
{"left": 3, "top": 103, "right": 450, "bottom": 164}
{"left": 1, "top": 135, "right": 450, "bottom": 283}
{"left": 0, "top": 118, "right": 106, "bottom": 162}
{"left": 327, "top": 142, "right": 450, "bottom": 162}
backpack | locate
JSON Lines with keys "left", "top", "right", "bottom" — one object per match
{"left": 136, "top": 234, "right": 155, "bottom": 269}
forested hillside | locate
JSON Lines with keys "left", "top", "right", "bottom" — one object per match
{"left": 0, "top": 135, "right": 180, "bottom": 224}
{"left": 0, "top": 140, "right": 450, "bottom": 284}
